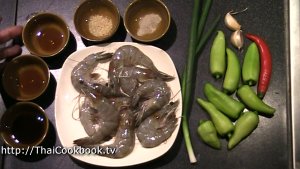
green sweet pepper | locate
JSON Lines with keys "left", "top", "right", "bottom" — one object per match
{"left": 197, "top": 120, "right": 221, "bottom": 149}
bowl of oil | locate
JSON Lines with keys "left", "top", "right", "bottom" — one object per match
{"left": 0, "top": 102, "right": 49, "bottom": 148}
{"left": 22, "top": 12, "right": 70, "bottom": 57}
{"left": 124, "top": 0, "right": 171, "bottom": 42}
{"left": 2, "top": 55, "right": 50, "bottom": 101}
{"left": 74, "top": 0, "right": 120, "bottom": 42}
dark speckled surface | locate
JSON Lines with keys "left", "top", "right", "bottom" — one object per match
{"left": 0, "top": 0, "right": 291, "bottom": 169}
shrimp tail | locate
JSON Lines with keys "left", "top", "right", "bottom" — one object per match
{"left": 73, "top": 134, "right": 110, "bottom": 146}
{"left": 135, "top": 110, "right": 144, "bottom": 126}
{"left": 73, "top": 137, "right": 95, "bottom": 146}
{"left": 131, "top": 94, "right": 141, "bottom": 108}
{"left": 94, "top": 52, "right": 113, "bottom": 62}
{"left": 157, "top": 70, "right": 175, "bottom": 81}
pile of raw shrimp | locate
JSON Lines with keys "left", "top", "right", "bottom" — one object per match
{"left": 71, "top": 45, "right": 179, "bottom": 159}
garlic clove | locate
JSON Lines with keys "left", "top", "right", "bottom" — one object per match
{"left": 224, "top": 12, "right": 241, "bottom": 31}
{"left": 230, "top": 30, "right": 244, "bottom": 50}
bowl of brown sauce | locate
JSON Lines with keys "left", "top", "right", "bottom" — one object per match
{"left": 0, "top": 102, "right": 49, "bottom": 148}
{"left": 124, "top": 0, "right": 171, "bottom": 42}
{"left": 74, "top": 0, "right": 120, "bottom": 42}
{"left": 22, "top": 12, "right": 70, "bottom": 57}
{"left": 2, "top": 55, "right": 50, "bottom": 101}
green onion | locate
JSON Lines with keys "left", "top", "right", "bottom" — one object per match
{"left": 181, "top": 0, "right": 219, "bottom": 163}
{"left": 197, "top": 0, "right": 213, "bottom": 39}
{"left": 196, "top": 15, "right": 220, "bottom": 55}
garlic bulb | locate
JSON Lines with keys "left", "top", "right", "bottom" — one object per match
{"left": 230, "top": 30, "right": 244, "bottom": 50}
{"left": 224, "top": 12, "right": 241, "bottom": 31}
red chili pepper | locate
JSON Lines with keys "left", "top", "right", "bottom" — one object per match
{"left": 245, "top": 33, "right": 272, "bottom": 98}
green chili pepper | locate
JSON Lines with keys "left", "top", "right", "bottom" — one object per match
{"left": 210, "top": 31, "right": 226, "bottom": 79}
{"left": 242, "top": 42, "right": 260, "bottom": 86}
{"left": 228, "top": 111, "right": 259, "bottom": 150}
{"left": 197, "top": 120, "right": 221, "bottom": 149}
{"left": 197, "top": 98, "right": 234, "bottom": 137}
{"left": 223, "top": 48, "right": 241, "bottom": 94}
{"left": 204, "top": 83, "right": 245, "bottom": 120}
{"left": 237, "top": 85, "right": 276, "bottom": 115}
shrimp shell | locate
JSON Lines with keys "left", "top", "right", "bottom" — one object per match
{"left": 85, "top": 108, "right": 136, "bottom": 159}
{"left": 136, "top": 100, "right": 179, "bottom": 148}
{"left": 79, "top": 97, "right": 97, "bottom": 136}
{"left": 73, "top": 97, "right": 120, "bottom": 146}
{"left": 108, "top": 45, "right": 162, "bottom": 93}
{"left": 71, "top": 52, "right": 112, "bottom": 95}
{"left": 109, "top": 45, "right": 160, "bottom": 74}
{"left": 116, "top": 66, "right": 174, "bottom": 83}
{"left": 131, "top": 79, "right": 171, "bottom": 126}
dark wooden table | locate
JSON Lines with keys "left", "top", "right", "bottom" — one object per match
{"left": 0, "top": 0, "right": 292, "bottom": 168}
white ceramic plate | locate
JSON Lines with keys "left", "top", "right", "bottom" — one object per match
{"left": 55, "top": 42, "right": 182, "bottom": 167}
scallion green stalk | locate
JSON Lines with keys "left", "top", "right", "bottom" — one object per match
{"left": 181, "top": 0, "right": 219, "bottom": 164}
{"left": 196, "top": 15, "right": 220, "bottom": 55}
{"left": 182, "top": 0, "right": 200, "bottom": 163}
{"left": 197, "top": 0, "right": 212, "bottom": 39}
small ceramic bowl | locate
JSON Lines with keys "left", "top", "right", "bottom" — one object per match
{"left": 124, "top": 0, "right": 171, "bottom": 42}
{"left": 74, "top": 0, "right": 120, "bottom": 42}
{"left": 2, "top": 55, "right": 50, "bottom": 101}
{"left": 0, "top": 102, "right": 49, "bottom": 149}
{"left": 22, "top": 12, "right": 70, "bottom": 57}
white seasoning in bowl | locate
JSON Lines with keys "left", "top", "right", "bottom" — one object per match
{"left": 88, "top": 15, "right": 113, "bottom": 37}
{"left": 137, "top": 13, "right": 162, "bottom": 36}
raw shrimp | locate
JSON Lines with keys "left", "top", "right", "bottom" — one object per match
{"left": 79, "top": 80, "right": 125, "bottom": 99}
{"left": 108, "top": 45, "right": 162, "bottom": 91}
{"left": 74, "top": 97, "right": 120, "bottom": 146}
{"left": 116, "top": 66, "right": 174, "bottom": 83}
{"left": 119, "top": 78, "right": 139, "bottom": 97}
{"left": 131, "top": 79, "right": 171, "bottom": 125}
{"left": 136, "top": 100, "right": 179, "bottom": 148}
{"left": 79, "top": 97, "right": 97, "bottom": 136}
{"left": 78, "top": 96, "right": 126, "bottom": 137}
{"left": 116, "top": 66, "right": 174, "bottom": 96}
{"left": 109, "top": 45, "right": 161, "bottom": 75}
{"left": 71, "top": 51, "right": 112, "bottom": 94}
{"left": 110, "top": 97, "right": 131, "bottom": 110}
{"left": 86, "top": 108, "right": 136, "bottom": 158}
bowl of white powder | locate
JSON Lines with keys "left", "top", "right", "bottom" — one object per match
{"left": 124, "top": 0, "right": 171, "bottom": 42}
{"left": 74, "top": 0, "right": 120, "bottom": 42}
